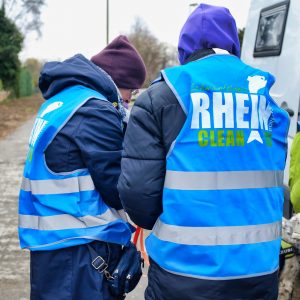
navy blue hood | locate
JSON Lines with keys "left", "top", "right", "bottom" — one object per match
{"left": 39, "top": 54, "right": 119, "bottom": 102}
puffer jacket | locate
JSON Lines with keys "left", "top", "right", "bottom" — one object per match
{"left": 118, "top": 49, "right": 280, "bottom": 300}
{"left": 41, "top": 54, "right": 124, "bottom": 209}
{"left": 118, "top": 50, "right": 215, "bottom": 229}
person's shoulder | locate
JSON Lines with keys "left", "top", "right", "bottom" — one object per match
{"left": 77, "top": 98, "right": 120, "bottom": 118}
{"left": 67, "top": 98, "right": 122, "bottom": 132}
{"left": 135, "top": 80, "right": 177, "bottom": 113}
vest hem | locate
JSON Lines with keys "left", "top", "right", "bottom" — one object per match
{"left": 24, "top": 235, "right": 130, "bottom": 251}
{"left": 159, "top": 265, "right": 279, "bottom": 281}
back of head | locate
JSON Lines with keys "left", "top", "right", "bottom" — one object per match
{"left": 91, "top": 35, "right": 146, "bottom": 89}
{"left": 178, "top": 3, "right": 240, "bottom": 64}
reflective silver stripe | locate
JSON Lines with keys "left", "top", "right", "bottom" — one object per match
{"left": 162, "top": 266, "right": 279, "bottom": 281}
{"left": 21, "top": 175, "right": 95, "bottom": 194}
{"left": 152, "top": 219, "right": 281, "bottom": 246}
{"left": 21, "top": 177, "right": 31, "bottom": 191}
{"left": 19, "top": 209, "right": 120, "bottom": 230}
{"left": 164, "top": 170, "right": 283, "bottom": 190}
{"left": 27, "top": 236, "right": 124, "bottom": 250}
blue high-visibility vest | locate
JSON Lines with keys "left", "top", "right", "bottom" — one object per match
{"left": 19, "top": 85, "right": 132, "bottom": 251}
{"left": 146, "top": 54, "right": 290, "bottom": 279}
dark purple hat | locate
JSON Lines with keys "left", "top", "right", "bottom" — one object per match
{"left": 91, "top": 35, "right": 146, "bottom": 89}
{"left": 178, "top": 3, "right": 240, "bottom": 64}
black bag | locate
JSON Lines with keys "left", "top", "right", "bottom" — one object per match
{"left": 107, "top": 242, "right": 144, "bottom": 296}
{"left": 88, "top": 242, "right": 144, "bottom": 297}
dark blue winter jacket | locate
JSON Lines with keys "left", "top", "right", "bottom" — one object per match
{"left": 118, "top": 49, "right": 280, "bottom": 300}
{"left": 40, "top": 54, "right": 124, "bottom": 209}
{"left": 118, "top": 49, "right": 214, "bottom": 229}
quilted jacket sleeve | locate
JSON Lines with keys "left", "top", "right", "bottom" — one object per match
{"left": 118, "top": 89, "right": 166, "bottom": 230}
{"left": 74, "top": 100, "right": 124, "bottom": 210}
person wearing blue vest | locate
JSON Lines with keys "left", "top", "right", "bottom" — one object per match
{"left": 118, "top": 4, "right": 290, "bottom": 300}
{"left": 18, "top": 35, "right": 146, "bottom": 300}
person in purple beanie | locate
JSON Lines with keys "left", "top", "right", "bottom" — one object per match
{"left": 118, "top": 3, "right": 289, "bottom": 300}
{"left": 18, "top": 35, "right": 146, "bottom": 300}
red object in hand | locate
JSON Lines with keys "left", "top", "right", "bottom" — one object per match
{"left": 133, "top": 226, "right": 150, "bottom": 265}
{"left": 133, "top": 226, "right": 142, "bottom": 245}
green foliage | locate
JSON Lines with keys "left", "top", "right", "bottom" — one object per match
{"left": 18, "top": 67, "right": 33, "bottom": 97}
{"left": 1, "top": 0, "right": 46, "bottom": 36}
{"left": 0, "top": 79, "right": 3, "bottom": 91}
{"left": 0, "top": 7, "right": 23, "bottom": 92}
{"left": 24, "top": 58, "right": 42, "bottom": 89}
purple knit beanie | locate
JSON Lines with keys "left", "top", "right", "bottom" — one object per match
{"left": 91, "top": 35, "right": 146, "bottom": 89}
{"left": 178, "top": 3, "right": 240, "bottom": 64}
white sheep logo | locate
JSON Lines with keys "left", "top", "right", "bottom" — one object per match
{"left": 247, "top": 75, "right": 267, "bottom": 93}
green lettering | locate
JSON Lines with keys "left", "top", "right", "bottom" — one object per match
{"left": 264, "top": 131, "right": 272, "bottom": 147}
{"left": 236, "top": 130, "right": 245, "bottom": 146}
{"left": 198, "top": 130, "right": 208, "bottom": 147}
{"left": 210, "top": 130, "right": 217, "bottom": 147}
{"left": 27, "top": 148, "right": 33, "bottom": 162}
{"left": 217, "top": 130, "right": 225, "bottom": 146}
{"left": 226, "top": 130, "right": 235, "bottom": 146}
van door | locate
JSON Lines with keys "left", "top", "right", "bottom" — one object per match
{"left": 241, "top": 0, "right": 300, "bottom": 188}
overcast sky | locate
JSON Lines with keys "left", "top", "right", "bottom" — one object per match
{"left": 20, "top": 0, "right": 251, "bottom": 62}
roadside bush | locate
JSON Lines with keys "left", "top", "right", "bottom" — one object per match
{"left": 0, "top": 8, "right": 23, "bottom": 93}
{"left": 18, "top": 68, "right": 34, "bottom": 97}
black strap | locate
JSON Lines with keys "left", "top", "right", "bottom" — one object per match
{"left": 280, "top": 245, "right": 296, "bottom": 258}
{"left": 87, "top": 244, "right": 109, "bottom": 273}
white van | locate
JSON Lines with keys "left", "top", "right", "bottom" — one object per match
{"left": 242, "top": 0, "right": 299, "bottom": 216}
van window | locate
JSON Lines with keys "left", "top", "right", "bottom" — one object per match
{"left": 253, "top": 1, "right": 289, "bottom": 57}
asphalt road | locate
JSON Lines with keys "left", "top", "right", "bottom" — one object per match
{"left": 0, "top": 118, "right": 32, "bottom": 300}
{"left": 2, "top": 115, "right": 300, "bottom": 300}
{"left": 0, "top": 118, "right": 147, "bottom": 300}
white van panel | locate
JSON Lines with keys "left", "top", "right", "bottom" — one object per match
{"left": 242, "top": 0, "right": 300, "bottom": 139}
{"left": 242, "top": 0, "right": 300, "bottom": 188}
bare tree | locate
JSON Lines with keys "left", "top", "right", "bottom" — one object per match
{"left": 128, "top": 18, "right": 178, "bottom": 86}
{"left": 1, "top": 0, "right": 45, "bottom": 36}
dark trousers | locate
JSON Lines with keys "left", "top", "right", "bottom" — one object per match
{"left": 145, "top": 258, "right": 279, "bottom": 300}
{"left": 30, "top": 241, "right": 123, "bottom": 300}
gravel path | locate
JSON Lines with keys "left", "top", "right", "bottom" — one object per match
{"left": 4, "top": 115, "right": 297, "bottom": 300}
{"left": 0, "top": 118, "right": 147, "bottom": 300}
{"left": 0, "top": 118, "right": 33, "bottom": 300}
